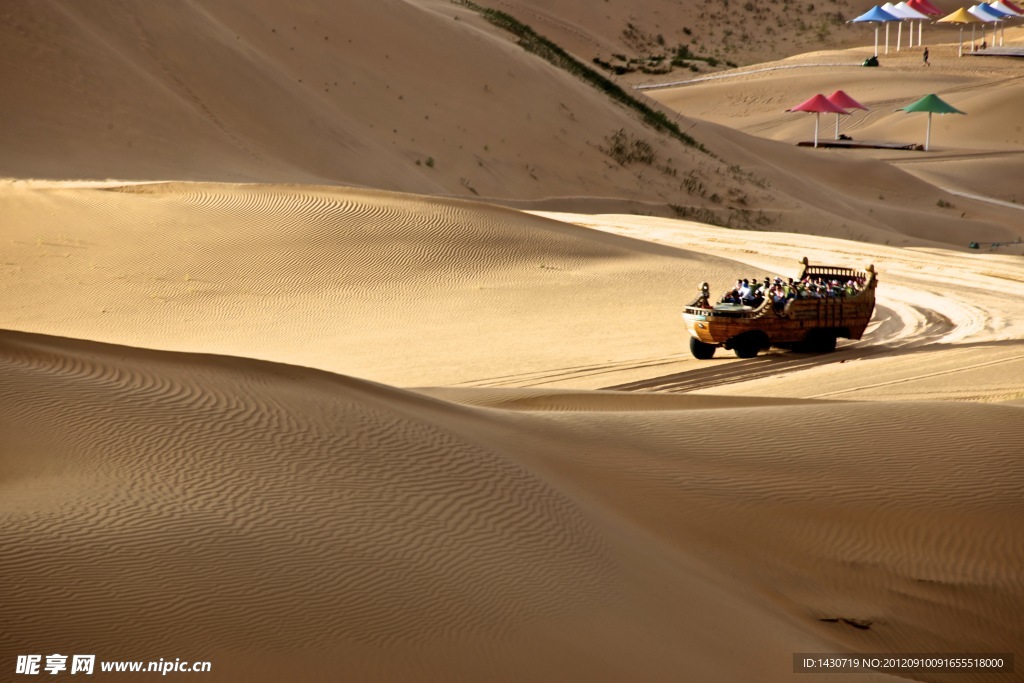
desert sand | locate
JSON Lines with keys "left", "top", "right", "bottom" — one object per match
{"left": 3, "top": 1, "right": 1024, "bottom": 681}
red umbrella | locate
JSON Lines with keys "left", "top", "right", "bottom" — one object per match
{"left": 787, "top": 94, "right": 849, "bottom": 147}
{"left": 1000, "top": 0, "right": 1023, "bottom": 11}
{"left": 826, "top": 90, "right": 869, "bottom": 140}
{"left": 907, "top": 0, "right": 942, "bottom": 13}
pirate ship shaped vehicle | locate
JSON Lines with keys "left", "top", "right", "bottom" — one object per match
{"left": 681, "top": 257, "right": 877, "bottom": 359}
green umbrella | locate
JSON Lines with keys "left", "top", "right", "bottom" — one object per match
{"left": 896, "top": 93, "right": 966, "bottom": 151}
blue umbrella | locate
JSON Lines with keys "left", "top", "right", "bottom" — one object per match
{"left": 978, "top": 2, "right": 1014, "bottom": 44}
{"left": 849, "top": 6, "right": 903, "bottom": 56}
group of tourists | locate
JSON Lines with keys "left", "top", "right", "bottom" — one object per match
{"left": 718, "top": 274, "right": 866, "bottom": 312}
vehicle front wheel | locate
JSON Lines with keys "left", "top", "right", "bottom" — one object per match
{"left": 689, "top": 337, "right": 716, "bottom": 359}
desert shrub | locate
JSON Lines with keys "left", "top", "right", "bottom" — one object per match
{"left": 602, "top": 129, "right": 657, "bottom": 165}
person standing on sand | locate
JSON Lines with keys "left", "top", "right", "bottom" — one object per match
{"left": 923, "top": 47, "right": 930, "bottom": 66}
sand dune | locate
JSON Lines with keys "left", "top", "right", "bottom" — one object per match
{"left": 1, "top": 181, "right": 749, "bottom": 387}
{"left": 4, "top": 179, "right": 1023, "bottom": 392}
{"left": 4, "top": 181, "right": 1023, "bottom": 681}
{"left": 6, "top": 1, "right": 1023, "bottom": 242}
{"left": 3, "top": 329, "right": 1022, "bottom": 681}
{"left": 5, "top": 1, "right": 1024, "bottom": 680}
{"left": 0, "top": 0, "right": 730, "bottom": 213}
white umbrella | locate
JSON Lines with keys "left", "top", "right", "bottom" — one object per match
{"left": 893, "top": 2, "right": 932, "bottom": 48}
{"left": 968, "top": 4, "right": 1003, "bottom": 48}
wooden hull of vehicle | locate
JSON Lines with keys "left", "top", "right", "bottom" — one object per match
{"left": 681, "top": 260, "right": 877, "bottom": 352}
{"left": 683, "top": 296, "right": 874, "bottom": 344}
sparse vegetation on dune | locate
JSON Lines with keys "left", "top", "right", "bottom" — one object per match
{"left": 601, "top": 129, "right": 657, "bottom": 166}
{"left": 669, "top": 203, "right": 776, "bottom": 231}
{"left": 454, "top": 0, "right": 706, "bottom": 153}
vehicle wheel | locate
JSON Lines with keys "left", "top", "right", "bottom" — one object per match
{"left": 801, "top": 330, "right": 837, "bottom": 353}
{"left": 689, "top": 337, "right": 716, "bottom": 359}
{"left": 732, "top": 338, "right": 760, "bottom": 358}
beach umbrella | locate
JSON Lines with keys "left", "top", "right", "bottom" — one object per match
{"left": 979, "top": 2, "right": 1015, "bottom": 14}
{"left": 978, "top": 2, "right": 1015, "bottom": 44}
{"left": 883, "top": 2, "right": 908, "bottom": 49}
{"left": 909, "top": 0, "right": 944, "bottom": 12}
{"left": 937, "top": 7, "right": 985, "bottom": 57}
{"left": 896, "top": 93, "right": 966, "bottom": 151}
{"left": 1000, "top": 0, "right": 1024, "bottom": 11}
{"left": 887, "top": 2, "right": 931, "bottom": 48}
{"left": 787, "top": 94, "right": 849, "bottom": 147}
{"left": 991, "top": 0, "right": 1024, "bottom": 42}
{"left": 826, "top": 90, "right": 869, "bottom": 140}
{"left": 850, "top": 6, "right": 902, "bottom": 56}
{"left": 909, "top": 0, "right": 937, "bottom": 44}
{"left": 894, "top": 2, "right": 932, "bottom": 47}
{"left": 969, "top": 4, "right": 1004, "bottom": 46}
{"left": 907, "top": 0, "right": 944, "bottom": 45}
{"left": 991, "top": 0, "right": 1024, "bottom": 14}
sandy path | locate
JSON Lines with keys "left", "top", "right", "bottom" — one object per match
{"left": 534, "top": 211, "right": 1024, "bottom": 400}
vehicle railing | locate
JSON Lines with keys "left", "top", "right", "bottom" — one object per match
{"left": 684, "top": 259, "right": 877, "bottom": 318}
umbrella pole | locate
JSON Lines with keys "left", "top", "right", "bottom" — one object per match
{"left": 959, "top": 27, "right": 964, "bottom": 58}
{"left": 814, "top": 112, "right": 820, "bottom": 148}
{"left": 835, "top": 113, "right": 840, "bottom": 140}
{"left": 885, "top": 23, "right": 890, "bottom": 54}
{"left": 898, "top": 22, "right": 902, "bottom": 51}
{"left": 918, "top": 20, "right": 922, "bottom": 47}
{"left": 925, "top": 111, "right": 932, "bottom": 152}
{"left": 972, "top": 25, "right": 976, "bottom": 52}
{"left": 875, "top": 26, "right": 879, "bottom": 56}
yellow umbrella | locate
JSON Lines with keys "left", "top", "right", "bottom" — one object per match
{"left": 936, "top": 7, "right": 985, "bottom": 56}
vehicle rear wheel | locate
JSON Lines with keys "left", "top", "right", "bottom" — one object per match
{"left": 730, "top": 331, "right": 767, "bottom": 358}
{"left": 800, "top": 330, "right": 837, "bottom": 353}
{"left": 689, "top": 337, "right": 716, "bottom": 359}
{"left": 733, "top": 342, "right": 759, "bottom": 358}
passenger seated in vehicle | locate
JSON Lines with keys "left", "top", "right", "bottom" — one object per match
{"left": 737, "top": 279, "right": 752, "bottom": 301}
{"left": 771, "top": 285, "right": 787, "bottom": 314}
{"left": 720, "top": 288, "right": 742, "bottom": 305}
